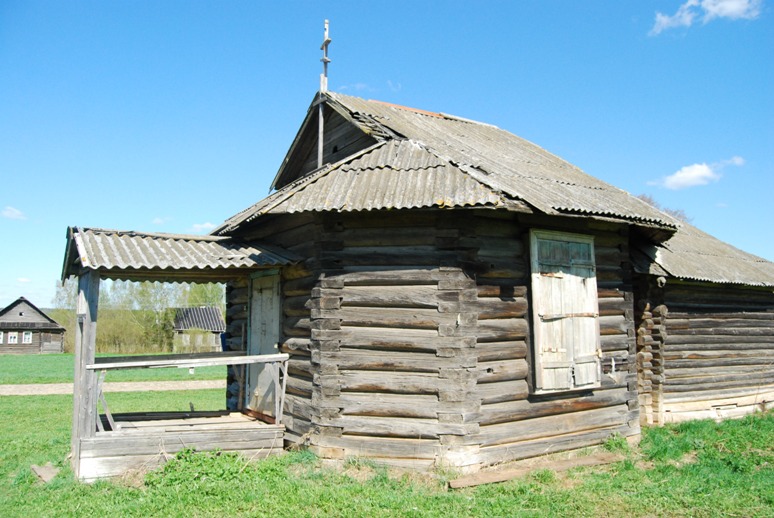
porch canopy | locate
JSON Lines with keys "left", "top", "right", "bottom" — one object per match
{"left": 62, "top": 226, "right": 298, "bottom": 283}
{"left": 61, "top": 226, "right": 298, "bottom": 480}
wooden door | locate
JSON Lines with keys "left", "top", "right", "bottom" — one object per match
{"left": 246, "top": 274, "right": 281, "bottom": 415}
{"left": 531, "top": 231, "right": 601, "bottom": 392}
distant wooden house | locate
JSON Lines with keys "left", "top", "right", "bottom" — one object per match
{"left": 61, "top": 92, "right": 774, "bottom": 480}
{"left": 0, "top": 297, "right": 65, "bottom": 354}
{"left": 172, "top": 306, "right": 226, "bottom": 352}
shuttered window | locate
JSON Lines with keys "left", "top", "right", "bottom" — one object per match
{"left": 530, "top": 230, "right": 601, "bottom": 393}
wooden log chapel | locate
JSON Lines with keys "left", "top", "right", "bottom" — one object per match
{"left": 61, "top": 90, "right": 774, "bottom": 480}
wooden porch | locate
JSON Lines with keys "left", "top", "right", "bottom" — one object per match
{"left": 80, "top": 410, "right": 284, "bottom": 482}
{"left": 74, "top": 350, "right": 288, "bottom": 481}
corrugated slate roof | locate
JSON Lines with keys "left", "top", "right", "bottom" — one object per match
{"left": 173, "top": 306, "right": 226, "bottom": 333}
{"left": 217, "top": 93, "right": 674, "bottom": 235}
{"left": 633, "top": 221, "right": 774, "bottom": 287}
{"left": 218, "top": 140, "right": 509, "bottom": 231}
{"left": 327, "top": 93, "right": 675, "bottom": 228}
{"left": 62, "top": 227, "right": 297, "bottom": 281}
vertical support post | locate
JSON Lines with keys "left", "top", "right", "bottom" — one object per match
{"left": 71, "top": 270, "right": 100, "bottom": 478}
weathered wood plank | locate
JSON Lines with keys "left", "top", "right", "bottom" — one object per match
{"left": 479, "top": 388, "right": 632, "bottom": 426}
{"left": 477, "top": 406, "right": 635, "bottom": 447}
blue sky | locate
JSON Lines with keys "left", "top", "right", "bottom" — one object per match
{"left": 1, "top": 1, "right": 772, "bottom": 308}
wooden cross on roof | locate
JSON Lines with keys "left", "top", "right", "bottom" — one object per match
{"left": 320, "top": 19, "right": 331, "bottom": 93}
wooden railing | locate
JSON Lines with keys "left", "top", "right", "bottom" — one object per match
{"left": 85, "top": 352, "right": 289, "bottom": 431}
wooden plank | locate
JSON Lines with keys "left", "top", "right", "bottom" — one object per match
{"left": 475, "top": 423, "right": 635, "bottom": 468}
{"left": 88, "top": 353, "right": 288, "bottom": 370}
{"left": 475, "top": 380, "right": 529, "bottom": 404}
{"left": 317, "top": 415, "right": 475, "bottom": 438}
{"left": 477, "top": 406, "right": 634, "bottom": 447}
{"left": 72, "top": 270, "right": 100, "bottom": 479}
{"left": 476, "top": 341, "right": 528, "bottom": 362}
{"left": 476, "top": 359, "right": 528, "bottom": 383}
{"left": 340, "top": 371, "right": 440, "bottom": 394}
{"left": 321, "top": 435, "right": 440, "bottom": 459}
{"left": 339, "top": 285, "right": 439, "bottom": 308}
{"left": 479, "top": 388, "right": 631, "bottom": 426}
{"left": 450, "top": 452, "right": 625, "bottom": 488}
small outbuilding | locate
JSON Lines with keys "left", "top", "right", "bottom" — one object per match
{"left": 172, "top": 306, "right": 226, "bottom": 352}
{"left": 0, "top": 297, "right": 65, "bottom": 354}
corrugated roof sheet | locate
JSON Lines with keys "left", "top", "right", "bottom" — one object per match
{"left": 328, "top": 93, "right": 675, "bottom": 228}
{"left": 173, "top": 306, "right": 226, "bottom": 333}
{"left": 634, "top": 221, "right": 774, "bottom": 287}
{"left": 62, "top": 227, "right": 297, "bottom": 281}
{"left": 221, "top": 140, "right": 506, "bottom": 228}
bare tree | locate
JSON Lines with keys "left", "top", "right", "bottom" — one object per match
{"left": 637, "top": 194, "right": 691, "bottom": 223}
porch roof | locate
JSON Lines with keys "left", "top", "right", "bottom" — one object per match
{"left": 61, "top": 226, "right": 298, "bottom": 283}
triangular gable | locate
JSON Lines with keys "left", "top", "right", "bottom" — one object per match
{"left": 0, "top": 297, "right": 64, "bottom": 329}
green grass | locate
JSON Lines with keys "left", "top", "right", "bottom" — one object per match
{"left": 0, "top": 353, "right": 225, "bottom": 384}
{"left": 0, "top": 389, "right": 772, "bottom": 517}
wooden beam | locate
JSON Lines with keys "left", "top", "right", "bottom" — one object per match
{"left": 72, "top": 270, "right": 100, "bottom": 479}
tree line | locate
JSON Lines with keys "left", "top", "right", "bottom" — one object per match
{"left": 48, "top": 279, "right": 225, "bottom": 354}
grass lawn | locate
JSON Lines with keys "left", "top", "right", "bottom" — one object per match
{"left": 0, "top": 388, "right": 772, "bottom": 517}
{"left": 0, "top": 353, "right": 225, "bottom": 384}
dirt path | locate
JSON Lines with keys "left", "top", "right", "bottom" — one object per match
{"left": 0, "top": 380, "right": 226, "bottom": 396}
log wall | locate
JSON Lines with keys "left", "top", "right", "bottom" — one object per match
{"left": 470, "top": 213, "right": 638, "bottom": 466}
{"left": 225, "top": 213, "right": 321, "bottom": 441}
{"left": 640, "top": 280, "right": 774, "bottom": 423}
{"left": 307, "top": 211, "right": 479, "bottom": 469}
{"left": 230, "top": 208, "right": 641, "bottom": 470}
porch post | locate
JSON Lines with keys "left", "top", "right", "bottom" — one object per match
{"left": 71, "top": 270, "right": 100, "bottom": 478}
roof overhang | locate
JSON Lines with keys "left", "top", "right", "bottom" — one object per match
{"left": 62, "top": 227, "right": 299, "bottom": 283}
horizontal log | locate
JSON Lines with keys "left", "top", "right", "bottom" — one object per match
{"left": 477, "top": 319, "right": 529, "bottom": 342}
{"left": 663, "top": 377, "right": 774, "bottom": 393}
{"left": 662, "top": 370, "right": 774, "bottom": 386}
{"left": 317, "top": 415, "right": 476, "bottom": 438}
{"left": 336, "top": 327, "right": 472, "bottom": 352}
{"left": 475, "top": 423, "right": 636, "bottom": 467}
{"left": 664, "top": 341, "right": 774, "bottom": 352}
{"left": 330, "top": 267, "right": 444, "bottom": 286}
{"left": 332, "top": 226, "right": 439, "bottom": 248}
{"left": 599, "top": 315, "right": 629, "bottom": 335}
{"left": 476, "top": 341, "right": 528, "bottom": 362}
{"left": 320, "top": 435, "right": 441, "bottom": 459}
{"left": 476, "top": 298, "right": 528, "bottom": 320}
{"left": 665, "top": 357, "right": 774, "bottom": 369}
{"left": 666, "top": 335, "right": 774, "bottom": 346}
{"left": 477, "top": 284, "right": 528, "bottom": 298}
{"left": 322, "top": 248, "right": 458, "bottom": 267}
{"left": 339, "top": 285, "right": 438, "bottom": 308}
{"left": 340, "top": 371, "right": 441, "bottom": 394}
{"left": 664, "top": 349, "right": 774, "bottom": 361}
{"left": 325, "top": 349, "right": 460, "bottom": 372}
{"left": 668, "top": 327, "right": 774, "bottom": 337}
{"left": 479, "top": 388, "right": 632, "bottom": 426}
{"left": 667, "top": 312, "right": 774, "bottom": 321}
{"left": 475, "top": 379, "right": 529, "bottom": 404}
{"left": 476, "top": 405, "right": 634, "bottom": 447}
{"left": 477, "top": 359, "right": 528, "bottom": 384}
{"left": 315, "top": 306, "right": 454, "bottom": 330}
{"left": 667, "top": 317, "right": 774, "bottom": 330}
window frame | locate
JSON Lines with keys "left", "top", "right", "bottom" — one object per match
{"left": 7, "top": 332, "right": 18, "bottom": 345}
{"left": 0, "top": 331, "right": 3, "bottom": 344}
{"left": 529, "top": 229, "right": 602, "bottom": 394}
{"left": 22, "top": 331, "right": 33, "bottom": 344}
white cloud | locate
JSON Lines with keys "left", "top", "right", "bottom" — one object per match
{"left": 2, "top": 206, "right": 26, "bottom": 220}
{"left": 17, "top": 277, "right": 31, "bottom": 283}
{"left": 152, "top": 217, "right": 170, "bottom": 225}
{"left": 649, "top": 155, "right": 744, "bottom": 190}
{"left": 387, "top": 80, "right": 402, "bottom": 93}
{"left": 191, "top": 222, "right": 216, "bottom": 233}
{"left": 650, "top": 0, "right": 762, "bottom": 35}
